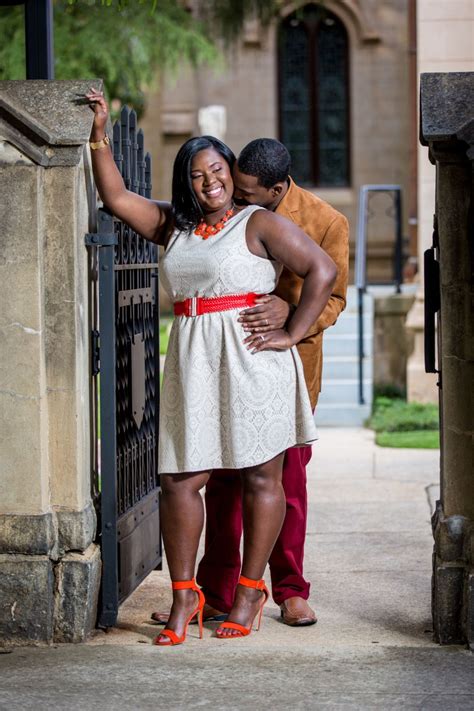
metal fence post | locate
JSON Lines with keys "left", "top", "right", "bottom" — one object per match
{"left": 96, "top": 209, "right": 118, "bottom": 628}
{"left": 24, "top": 0, "right": 54, "bottom": 79}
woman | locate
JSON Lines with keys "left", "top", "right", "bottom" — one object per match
{"left": 86, "top": 88, "right": 337, "bottom": 646}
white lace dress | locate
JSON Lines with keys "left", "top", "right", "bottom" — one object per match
{"left": 158, "top": 205, "right": 317, "bottom": 473}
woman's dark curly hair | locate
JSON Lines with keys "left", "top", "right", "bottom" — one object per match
{"left": 171, "top": 135, "right": 236, "bottom": 232}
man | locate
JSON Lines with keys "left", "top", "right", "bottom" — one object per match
{"left": 153, "top": 138, "right": 348, "bottom": 626}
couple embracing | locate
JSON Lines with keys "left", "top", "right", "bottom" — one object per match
{"left": 86, "top": 88, "right": 348, "bottom": 646}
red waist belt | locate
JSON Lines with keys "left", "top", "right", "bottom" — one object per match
{"left": 173, "top": 293, "right": 257, "bottom": 317}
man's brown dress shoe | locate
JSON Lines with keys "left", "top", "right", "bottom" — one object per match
{"left": 280, "top": 597, "right": 317, "bottom": 626}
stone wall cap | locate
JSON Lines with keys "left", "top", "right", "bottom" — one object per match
{"left": 0, "top": 79, "right": 104, "bottom": 166}
{"left": 374, "top": 293, "right": 415, "bottom": 315}
{"left": 420, "top": 72, "right": 474, "bottom": 152}
{"left": 0, "top": 79, "right": 101, "bottom": 146}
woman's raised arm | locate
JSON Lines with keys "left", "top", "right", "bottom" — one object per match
{"left": 86, "top": 88, "right": 172, "bottom": 245}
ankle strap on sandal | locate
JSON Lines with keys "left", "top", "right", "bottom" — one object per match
{"left": 239, "top": 575, "right": 266, "bottom": 590}
{"left": 172, "top": 578, "right": 198, "bottom": 590}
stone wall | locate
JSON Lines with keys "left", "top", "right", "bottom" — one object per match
{"left": 0, "top": 80, "right": 101, "bottom": 644}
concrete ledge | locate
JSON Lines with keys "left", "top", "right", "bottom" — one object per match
{"left": 0, "top": 555, "right": 54, "bottom": 643}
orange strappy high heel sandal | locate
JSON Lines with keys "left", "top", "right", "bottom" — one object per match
{"left": 215, "top": 575, "right": 269, "bottom": 639}
{"left": 153, "top": 578, "right": 205, "bottom": 646}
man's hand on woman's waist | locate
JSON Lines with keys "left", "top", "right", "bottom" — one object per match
{"left": 238, "top": 294, "right": 290, "bottom": 334}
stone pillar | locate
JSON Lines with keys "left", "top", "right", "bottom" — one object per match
{"left": 420, "top": 72, "right": 474, "bottom": 649}
{"left": 0, "top": 80, "right": 101, "bottom": 644}
{"left": 373, "top": 293, "right": 415, "bottom": 396}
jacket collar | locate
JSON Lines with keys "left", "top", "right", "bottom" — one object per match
{"left": 276, "top": 177, "right": 299, "bottom": 216}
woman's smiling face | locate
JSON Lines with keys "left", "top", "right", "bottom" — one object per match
{"left": 190, "top": 148, "right": 234, "bottom": 214}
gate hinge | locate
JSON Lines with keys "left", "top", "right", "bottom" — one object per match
{"left": 91, "top": 329, "right": 100, "bottom": 376}
{"left": 85, "top": 232, "right": 118, "bottom": 247}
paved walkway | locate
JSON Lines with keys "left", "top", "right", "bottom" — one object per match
{"left": 1, "top": 429, "right": 473, "bottom": 710}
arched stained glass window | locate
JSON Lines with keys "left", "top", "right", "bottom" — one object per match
{"left": 278, "top": 5, "right": 350, "bottom": 187}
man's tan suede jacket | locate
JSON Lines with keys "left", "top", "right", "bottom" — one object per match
{"left": 275, "top": 179, "right": 349, "bottom": 409}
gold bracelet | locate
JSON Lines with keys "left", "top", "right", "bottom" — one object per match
{"left": 89, "top": 135, "right": 110, "bottom": 150}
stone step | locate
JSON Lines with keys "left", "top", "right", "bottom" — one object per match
{"left": 326, "top": 312, "right": 373, "bottom": 336}
{"left": 317, "top": 379, "right": 373, "bottom": 405}
{"left": 367, "top": 283, "right": 418, "bottom": 297}
{"left": 322, "top": 356, "right": 373, "bottom": 381}
{"left": 323, "top": 333, "right": 373, "bottom": 357}
{"left": 315, "top": 402, "right": 372, "bottom": 427}
{"left": 344, "top": 284, "right": 417, "bottom": 312}
{"left": 318, "top": 286, "right": 375, "bottom": 425}
{"left": 344, "top": 288, "right": 374, "bottom": 313}
{"left": 346, "top": 285, "right": 372, "bottom": 309}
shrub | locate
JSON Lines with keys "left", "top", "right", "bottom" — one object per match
{"left": 373, "top": 383, "right": 406, "bottom": 400}
{"left": 369, "top": 397, "right": 439, "bottom": 433}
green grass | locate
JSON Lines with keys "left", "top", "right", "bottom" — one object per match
{"left": 376, "top": 430, "right": 440, "bottom": 449}
{"left": 367, "top": 395, "right": 439, "bottom": 450}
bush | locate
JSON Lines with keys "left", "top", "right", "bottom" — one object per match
{"left": 368, "top": 397, "right": 439, "bottom": 433}
{"left": 373, "top": 383, "right": 406, "bottom": 400}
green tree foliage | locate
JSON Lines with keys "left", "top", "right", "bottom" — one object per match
{"left": 199, "top": 0, "right": 280, "bottom": 40}
{"left": 0, "top": 0, "right": 280, "bottom": 117}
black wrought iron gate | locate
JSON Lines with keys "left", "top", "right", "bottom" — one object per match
{"left": 87, "top": 107, "right": 161, "bottom": 628}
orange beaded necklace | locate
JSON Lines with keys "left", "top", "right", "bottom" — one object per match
{"left": 194, "top": 208, "right": 234, "bottom": 240}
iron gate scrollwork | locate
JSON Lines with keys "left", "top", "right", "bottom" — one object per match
{"left": 88, "top": 106, "right": 161, "bottom": 628}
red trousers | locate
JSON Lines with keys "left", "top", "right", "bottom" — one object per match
{"left": 196, "top": 444, "right": 313, "bottom": 610}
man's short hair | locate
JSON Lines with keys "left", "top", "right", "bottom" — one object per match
{"left": 238, "top": 138, "right": 291, "bottom": 189}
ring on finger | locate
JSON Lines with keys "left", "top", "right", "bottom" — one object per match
{"left": 265, "top": 318, "right": 269, "bottom": 326}
{"left": 260, "top": 335, "right": 265, "bottom": 342}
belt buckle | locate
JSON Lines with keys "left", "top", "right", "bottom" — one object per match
{"left": 187, "top": 296, "right": 198, "bottom": 317}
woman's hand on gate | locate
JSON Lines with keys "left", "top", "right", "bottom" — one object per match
{"left": 83, "top": 87, "right": 171, "bottom": 246}
{"left": 238, "top": 294, "right": 291, "bottom": 333}
{"left": 85, "top": 87, "right": 109, "bottom": 139}
{"left": 244, "top": 329, "right": 294, "bottom": 353}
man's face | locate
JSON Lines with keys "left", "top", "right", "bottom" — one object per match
{"left": 232, "top": 165, "right": 277, "bottom": 209}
